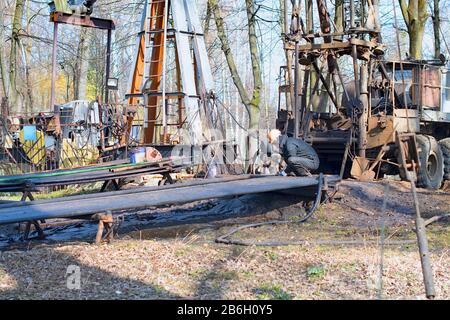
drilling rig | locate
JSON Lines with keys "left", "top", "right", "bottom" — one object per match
{"left": 278, "top": 0, "right": 450, "bottom": 189}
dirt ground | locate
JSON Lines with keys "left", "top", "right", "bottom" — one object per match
{"left": 0, "top": 179, "right": 449, "bottom": 300}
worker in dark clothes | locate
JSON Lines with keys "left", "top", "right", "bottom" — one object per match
{"left": 268, "top": 129, "right": 320, "bottom": 177}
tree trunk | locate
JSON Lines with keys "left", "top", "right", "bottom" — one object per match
{"left": 203, "top": 1, "right": 215, "bottom": 62}
{"left": 208, "top": 0, "right": 262, "bottom": 125}
{"left": 204, "top": 1, "right": 212, "bottom": 38}
{"left": 279, "top": 0, "right": 293, "bottom": 112}
{"left": 24, "top": 0, "right": 33, "bottom": 113}
{"left": 209, "top": 0, "right": 249, "bottom": 107}
{"left": 0, "top": 3, "right": 8, "bottom": 98}
{"left": 9, "top": 0, "right": 25, "bottom": 112}
{"left": 305, "top": 0, "right": 314, "bottom": 33}
{"left": 74, "top": 28, "right": 89, "bottom": 100}
{"left": 432, "top": 0, "right": 441, "bottom": 58}
{"left": 305, "top": 0, "right": 316, "bottom": 113}
{"left": 408, "top": 23, "right": 426, "bottom": 59}
{"left": 399, "top": 0, "right": 429, "bottom": 60}
{"left": 245, "top": 0, "right": 262, "bottom": 130}
{"left": 334, "top": 0, "right": 344, "bottom": 40}
{"left": 208, "top": 0, "right": 262, "bottom": 170}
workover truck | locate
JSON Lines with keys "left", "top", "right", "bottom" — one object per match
{"left": 277, "top": 0, "right": 450, "bottom": 189}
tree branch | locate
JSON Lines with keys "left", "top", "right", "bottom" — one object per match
{"left": 208, "top": 0, "right": 250, "bottom": 111}
{"left": 398, "top": 0, "right": 410, "bottom": 25}
{"left": 245, "top": 0, "right": 262, "bottom": 125}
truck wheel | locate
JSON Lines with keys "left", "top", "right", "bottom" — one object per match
{"left": 416, "top": 135, "right": 444, "bottom": 189}
{"left": 439, "top": 138, "right": 450, "bottom": 181}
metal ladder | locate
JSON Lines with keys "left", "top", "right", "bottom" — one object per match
{"left": 142, "top": 0, "right": 171, "bottom": 142}
{"left": 142, "top": 0, "right": 168, "bottom": 90}
{"left": 127, "top": 0, "right": 218, "bottom": 146}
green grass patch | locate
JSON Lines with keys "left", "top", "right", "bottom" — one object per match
{"left": 0, "top": 183, "right": 101, "bottom": 201}
{"left": 240, "top": 270, "right": 255, "bottom": 279}
{"left": 265, "top": 251, "right": 279, "bottom": 261}
{"left": 255, "top": 284, "right": 292, "bottom": 300}
{"left": 427, "top": 225, "right": 450, "bottom": 249}
{"left": 306, "top": 265, "right": 326, "bottom": 281}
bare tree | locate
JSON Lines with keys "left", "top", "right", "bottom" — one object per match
{"left": 9, "top": 0, "right": 25, "bottom": 111}
{"left": 398, "top": 0, "right": 429, "bottom": 59}
{"left": 334, "top": 0, "right": 344, "bottom": 39}
{"left": 432, "top": 0, "right": 441, "bottom": 59}
{"left": 279, "top": 0, "right": 294, "bottom": 111}
{"left": 23, "top": 0, "right": 34, "bottom": 112}
{"left": 208, "top": 0, "right": 262, "bottom": 130}
{"left": 0, "top": 1, "right": 8, "bottom": 98}
{"left": 74, "top": 28, "right": 90, "bottom": 100}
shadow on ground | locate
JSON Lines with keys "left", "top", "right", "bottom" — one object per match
{"left": 0, "top": 246, "right": 181, "bottom": 299}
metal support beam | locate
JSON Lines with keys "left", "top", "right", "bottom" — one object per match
{"left": 359, "top": 64, "right": 369, "bottom": 157}
{"left": 50, "top": 12, "right": 115, "bottom": 30}
{"left": 49, "top": 11, "right": 115, "bottom": 127}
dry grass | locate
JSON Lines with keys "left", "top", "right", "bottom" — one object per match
{"left": 0, "top": 179, "right": 448, "bottom": 300}
{"left": 0, "top": 237, "right": 448, "bottom": 300}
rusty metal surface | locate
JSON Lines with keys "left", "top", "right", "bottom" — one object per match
{"left": 279, "top": 0, "right": 447, "bottom": 185}
{"left": 50, "top": 12, "right": 115, "bottom": 30}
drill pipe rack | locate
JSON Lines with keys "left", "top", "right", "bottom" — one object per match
{"left": 0, "top": 175, "right": 339, "bottom": 243}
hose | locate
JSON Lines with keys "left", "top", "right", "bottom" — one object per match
{"left": 215, "top": 173, "right": 325, "bottom": 246}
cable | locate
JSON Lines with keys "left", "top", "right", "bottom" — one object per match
{"left": 215, "top": 239, "right": 415, "bottom": 247}
{"left": 215, "top": 173, "right": 324, "bottom": 246}
{"left": 214, "top": 176, "right": 418, "bottom": 247}
{"left": 215, "top": 97, "right": 248, "bottom": 131}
